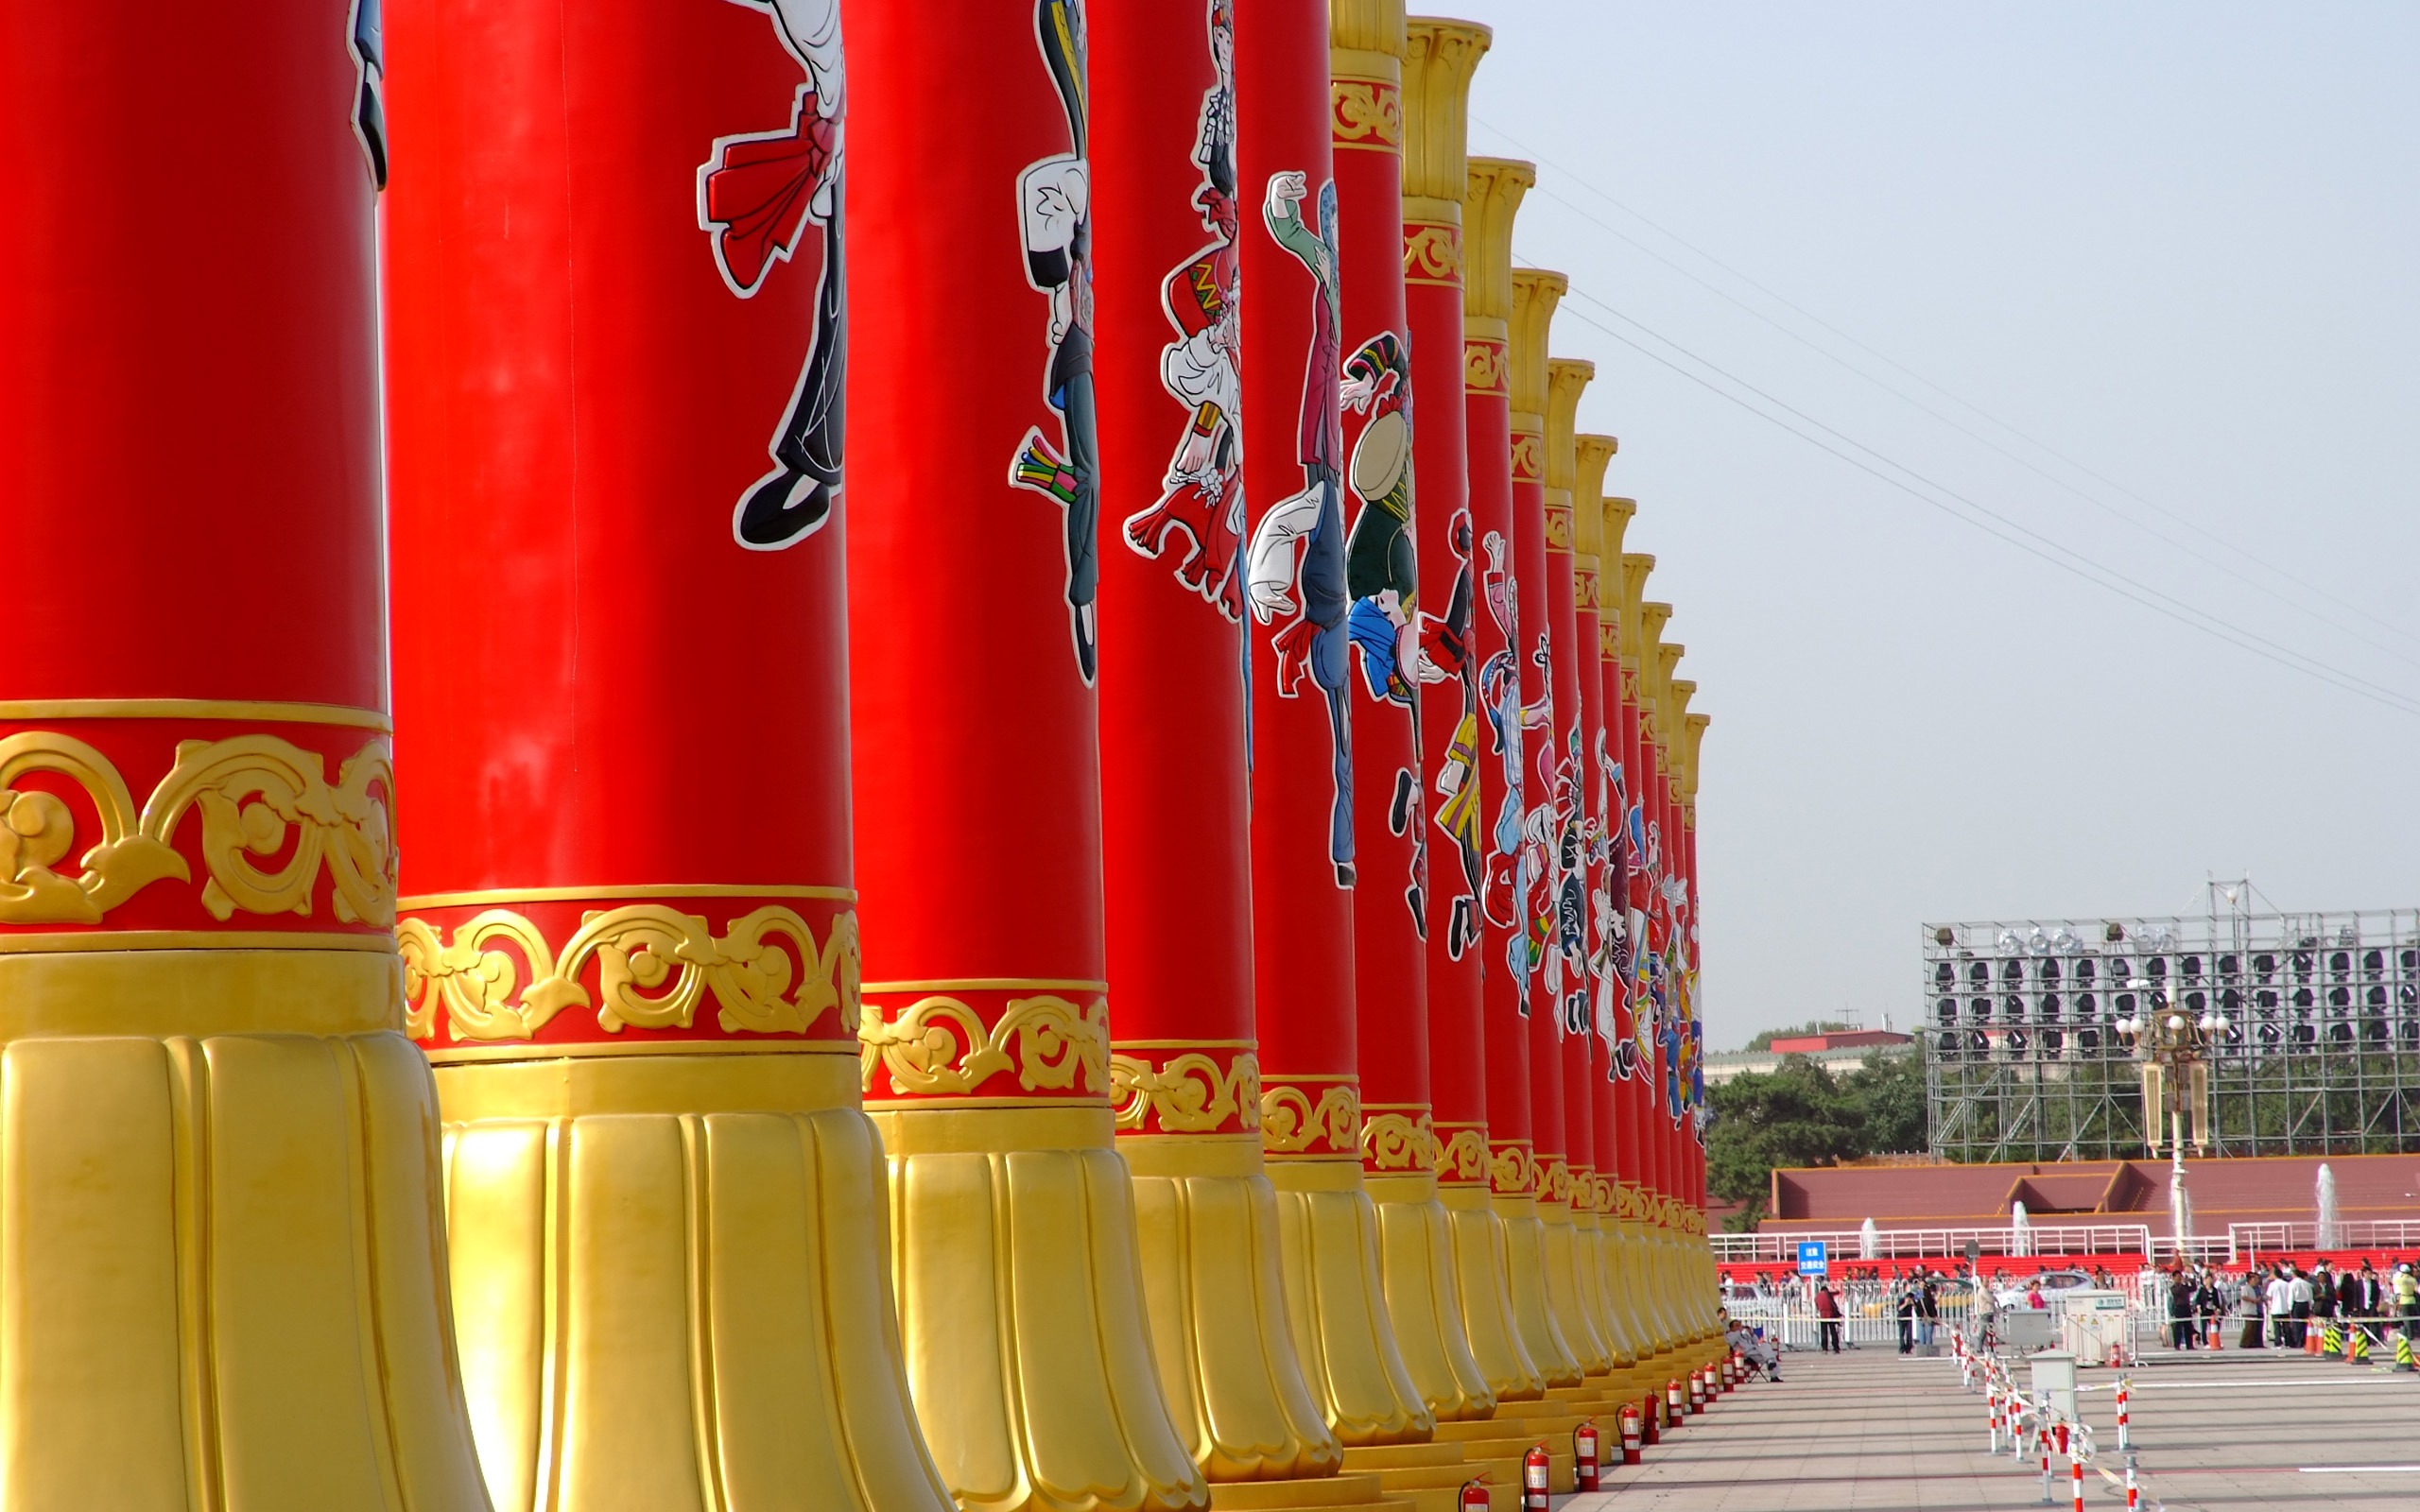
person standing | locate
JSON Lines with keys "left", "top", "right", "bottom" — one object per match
{"left": 2238, "top": 1268, "right": 2267, "bottom": 1349}
{"left": 1917, "top": 1275, "right": 1941, "bottom": 1352}
{"left": 1815, "top": 1278, "right": 1843, "bottom": 1354}
{"left": 2265, "top": 1265, "right": 2294, "bottom": 1349}
{"left": 2288, "top": 1264, "right": 2315, "bottom": 1348}
{"left": 2168, "top": 1270, "right": 2197, "bottom": 1350}
{"left": 1894, "top": 1280, "right": 1916, "bottom": 1354}
{"left": 2339, "top": 1263, "right": 2368, "bottom": 1342}
{"left": 2394, "top": 1263, "right": 2419, "bottom": 1341}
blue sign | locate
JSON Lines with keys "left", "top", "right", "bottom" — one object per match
{"left": 1796, "top": 1241, "right": 1829, "bottom": 1277}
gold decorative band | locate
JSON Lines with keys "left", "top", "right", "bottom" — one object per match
{"left": 1510, "top": 428, "right": 1544, "bottom": 482}
{"left": 0, "top": 699, "right": 389, "bottom": 730}
{"left": 1331, "top": 77, "right": 1403, "bottom": 152}
{"left": 858, "top": 989, "right": 1110, "bottom": 1104}
{"left": 0, "top": 721, "right": 396, "bottom": 934}
{"left": 1487, "top": 1138, "right": 1535, "bottom": 1196}
{"left": 1464, "top": 337, "right": 1508, "bottom": 395}
{"left": 401, "top": 883, "right": 856, "bottom": 909}
{"left": 424, "top": 1037, "right": 860, "bottom": 1066}
{"left": 1111, "top": 1042, "right": 1261, "bottom": 1136}
{"left": 0, "top": 930, "right": 397, "bottom": 954}
{"left": 1403, "top": 221, "right": 1462, "bottom": 285}
{"left": 1259, "top": 1074, "right": 1362, "bottom": 1159}
{"left": 401, "top": 902, "right": 856, "bottom": 1045}
{"left": 1435, "top": 1123, "right": 1491, "bottom": 1185}
{"left": 1542, "top": 504, "right": 1574, "bottom": 552}
{"left": 1359, "top": 1104, "right": 1438, "bottom": 1174}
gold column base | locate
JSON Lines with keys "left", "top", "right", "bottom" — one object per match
{"left": 1611, "top": 1219, "right": 1663, "bottom": 1360}
{"left": 1364, "top": 1172, "right": 1494, "bottom": 1421}
{"left": 869, "top": 1104, "right": 1209, "bottom": 1512}
{"left": 1488, "top": 1193, "right": 1582, "bottom": 1386}
{"left": 0, "top": 949, "right": 488, "bottom": 1508}
{"left": 1435, "top": 1185, "right": 1543, "bottom": 1401}
{"left": 1537, "top": 1205, "right": 1611, "bottom": 1376}
{"left": 1574, "top": 1211, "right": 1636, "bottom": 1376}
{"left": 1122, "top": 1137, "right": 1342, "bottom": 1481}
{"left": 1264, "top": 1160, "right": 1435, "bottom": 1445}
{"left": 436, "top": 1050, "right": 951, "bottom": 1512}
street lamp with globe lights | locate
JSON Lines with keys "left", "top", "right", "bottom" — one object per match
{"left": 2114, "top": 979, "right": 2227, "bottom": 1160}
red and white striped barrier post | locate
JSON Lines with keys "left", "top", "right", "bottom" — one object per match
{"left": 1987, "top": 1384, "right": 2002, "bottom": 1453}
{"left": 2069, "top": 1438, "right": 2085, "bottom": 1512}
{"left": 2124, "top": 1462, "right": 2139, "bottom": 1509}
{"left": 2115, "top": 1377, "right": 2130, "bottom": 1452}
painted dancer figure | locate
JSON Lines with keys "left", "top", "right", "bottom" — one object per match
{"left": 1590, "top": 728, "right": 1628, "bottom": 1049}
{"left": 700, "top": 0, "right": 847, "bottom": 550}
{"left": 1009, "top": 0, "right": 1101, "bottom": 680}
{"left": 1479, "top": 533, "right": 1548, "bottom": 1000}
{"left": 348, "top": 0, "right": 389, "bottom": 188}
{"left": 1248, "top": 169, "right": 1354, "bottom": 883}
{"left": 1123, "top": 0, "right": 1245, "bottom": 620}
{"left": 1340, "top": 329, "right": 1424, "bottom": 925}
{"left": 1424, "top": 507, "right": 1481, "bottom": 958}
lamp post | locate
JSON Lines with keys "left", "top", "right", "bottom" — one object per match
{"left": 2115, "top": 984, "right": 2227, "bottom": 1160}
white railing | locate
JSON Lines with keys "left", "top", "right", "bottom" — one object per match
{"left": 1722, "top": 1276, "right": 2169, "bottom": 1354}
{"left": 2228, "top": 1218, "right": 2420, "bottom": 1257}
{"left": 1711, "top": 1224, "right": 2153, "bottom": 1264}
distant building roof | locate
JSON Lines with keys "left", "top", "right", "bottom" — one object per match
{"left": 1768, "top": 1029, "right": 1912, "bottom": 1054}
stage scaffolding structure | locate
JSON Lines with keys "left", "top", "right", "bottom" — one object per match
{"left": 1920, "top": 900, "right": 2420, "bottom": 1163}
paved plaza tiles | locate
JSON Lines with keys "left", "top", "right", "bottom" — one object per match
{"left": 1563, "top": 1341, "right": 2420, "bottom": 1508}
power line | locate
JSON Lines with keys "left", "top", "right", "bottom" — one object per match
{"left": 1472, "top": 114, "right": 2420, "bottom": 662}
{"left": 1543, "top": 289, "right": 2420, "bottom": 720}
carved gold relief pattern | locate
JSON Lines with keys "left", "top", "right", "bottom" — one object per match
{"left": 1509, "top": 431, "right": 1544, "bottom": 482}
{"left": 1487, "top": 1140, "right": 1534, "bottom": 1196}
{"left": 0, "top": 729, "right": 395, "bottom": 928}
{"left": 859, "top": 992, "right": 1109, "bottom": 1098}
{"left": 1330, "top": 79, "right": 1403, "bottom": 150}
{"left": 1109, "top": 1049, "right": 1262, "bottom": 1134}
{"left": 1259, "top": 1080, "right": 1361, "bottom": 1156}
{"left": 1359, "top": 1109, "right": 1439, "bottom": 1172}
{"left": 1402, "top": 223, "right": 1462, "bottom": 284}
{"left": 1542, "top": 506, "right": 1574, "bottom": 553}
{"left": 1463, "top": 339, "right": 1508, "bottom": 395}
{"left": 1533, "top": 1157, "right": 1574, "bottom": 1206}
{"left": 1435, "top": 1125, "right": 1490, "bottom": 1184}
{"left": 399, "top": 904, "right": 859, "bottom": 1042}
{"left": 1574, "top": 567, "right": 1600, "bottom": 612}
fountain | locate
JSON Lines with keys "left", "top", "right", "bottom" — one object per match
{"left": 1859, "top": 1217, "right": 1879, "bottom": 1261}
{"left": 2317, "top": 1163, "right": 2341, "bottom": 1251}
{"left": 2010, "top": 1200, "right": 2031, "bottom": 1258}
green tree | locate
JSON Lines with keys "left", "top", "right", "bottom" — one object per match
{"left": 1706, "top": 1056, "right": 1859, "bottom": 1223}
{"left": 1840, "top": 1047, "right": 1927, "bottom": 1154}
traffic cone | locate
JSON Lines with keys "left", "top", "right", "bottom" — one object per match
{"left": 2393, "top": 1330, "right": 2415, "bottom": 1372}
{"left": 2347, "top": 1329, "right": 2370, "bottom": 1366}
{"left": 2323, "top": 1320, "right": 2343, "bottom": 1358}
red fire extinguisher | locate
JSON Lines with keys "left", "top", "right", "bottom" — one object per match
{"left": 1521, "top": 1444, "right": 1551, "bottom": 1512}
{"left": 1459, "top": 1477, "right": 1490, "bottom": 1512}
{"left": 1618, "top": 1403, "right": 1644, "bottom": 1466}
{"left": 1573, "top": 1420, "right": 1601, "bottom": 1492}
{"left": 1687, "top": 1370, "right": 1705, "bottom": 1412}
{"left": 1666, "top": 1378, "right": 1686, "bottom": 1421}
{"left": 1640, "top": 1392, "right": 1662, "bottom": 1445}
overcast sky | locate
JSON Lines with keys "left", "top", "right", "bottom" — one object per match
{"left": 1455, "top": 2, "right": 2420, "bottom": 1047}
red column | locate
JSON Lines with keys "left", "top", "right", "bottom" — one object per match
{"left": 1464, "top": 161, "right": 1534, "bottom": 1219}
{"left": 0, "top": 3, "right": 485, "bottom": 1499}
{"left": 1236, "top": 0, "right": 1427, "bottom": 1444}
{"left": 1331, "top": 0, "right": 1429, "bottom": 1209}
{"left": 1091, "top": 0, "right": 1339, "bottom": 1478}
{"left": 1457, "top": 154, "right": 1550, "bottom": 1400}
{"left": 1510, "top": 274, "right": 1567, "bottom": 1228}
{"left": 1573, "top": 432, "right": 1633, "bottom": 1369}
{"left": 1504, "top": 266, "right": 1582, "bottom": 1386}
{"left": 843, "top": 2, "right": 1204, "bottom": 1503}
{"left": 384, "top": 2, "right": 957, "bottom": 1504}
{"left": 1404, "top": 19, "right": 1490, "bottom": 1229}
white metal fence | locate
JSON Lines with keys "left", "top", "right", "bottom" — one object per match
{"left": 1722, "top": 1276, "right": 2180, "bottom": 1354}
{"left": 1711, "top": 1224, "right": 2152, "bottom": 1265}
